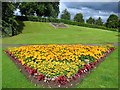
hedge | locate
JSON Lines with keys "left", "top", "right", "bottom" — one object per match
{"left": 16, "top": 16, "right": 118, "bottom": 32}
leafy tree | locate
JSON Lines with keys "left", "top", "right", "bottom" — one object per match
{"left": 18, "top": 2, "right": 36, "bottom": 16}
{"left": 44, "top": 3, "right": 58, "bottom": 18}
{"left": 118, "top": 19, "right": 120, "bottom": 32}
{"left": 86, "top": 16, "right": 95, "bottom": 24}
{"left": 2, "top": 2, "right": 19, "bottom": 36}
{"left": 61, "top": 9, "right": 71, "bottom": 20}
{"left": 74, "top": 13, "right": 84, "bottom": 23}
{"left": 95, "top": 17, "right": 103, "bottom": 26}
{"left": 106, "top": 14, "right": 119, "bottom": 28}
{"left": 17, "top": 2, "right": 59, "bottom": 18}
{"left": 2, "top": 2, "right": 25, "bottom": 37}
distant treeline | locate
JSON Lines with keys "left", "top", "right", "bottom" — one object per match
{"left": 60, "top": 9, "right": 119, "bottom": 30}
{"left": 16, "top": 16, "right": 118, "bottom": 32}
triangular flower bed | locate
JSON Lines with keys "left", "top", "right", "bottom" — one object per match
{"left": 5, "top": 44, "right": 115, "bottom": 88}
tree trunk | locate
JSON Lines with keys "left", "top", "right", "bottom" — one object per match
{"left": 11, "top": 27, "right": 14, "bottom": 36}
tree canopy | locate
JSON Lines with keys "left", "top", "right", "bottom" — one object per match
{"left": 74, "top": 13, "right": 84, "bottom": 23}
{"left": 106, "top": 14, "right": 119, "bottom": 28}
{"left": 17, "top": 2, "right": 59, "bottom": 18}
{"left": 86, "top": 17, "right": 95, "bottom": 24}
{"left": 61, "top": 9, "right": 71, "bottom": 20}
{"left": 2, "top": 2, "right": 19, "bottom": 36}
{"left": 95, "top": 17, "right": 103, "bottom": 26}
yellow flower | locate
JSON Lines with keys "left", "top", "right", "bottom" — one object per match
{"left": 8, "top": 44, "right": 110, "bottom": 78}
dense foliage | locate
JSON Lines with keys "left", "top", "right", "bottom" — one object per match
{"left": 61, "top": 9, "right": 71, "bottom": 20}
{"left": 17, "top": 2, "right": 59, "bottom": 18}
{"left": 2, "top": 2, "right": 26, "bottom": 37}
{"left": 95, "top": 17, "right": 103, "bottom": 26}
{"left": 86, "top": 17, "right": 95, "bottom": 25}
{"left": 2, "top": 2, "right": 19, "bottom": 37}
{"left": 74, "top": 13, "right": 84, "bottom": 23}
{"left": 106, "top": 14, "right": 119, "bottom": 29}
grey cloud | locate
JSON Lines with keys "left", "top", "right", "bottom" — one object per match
{"left": 58, "top": 2, "right": 118, "bottom": 23}
{"left": 64, "top": 2, "right": 118, "bottom": 13}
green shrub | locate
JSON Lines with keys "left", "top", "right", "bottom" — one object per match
{"left": 19, "top": 16, "right": 118, "bottom": 32}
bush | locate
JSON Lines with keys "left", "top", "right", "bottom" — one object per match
{"left": 17, "top": 16, "right": 118, "bottom": 32}
{"left": 16, "top": 16, "right": 28, "bottom": 21}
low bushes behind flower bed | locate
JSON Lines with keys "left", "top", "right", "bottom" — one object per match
{"left": 5, "top": 44, "right": 115, "bottom": 87}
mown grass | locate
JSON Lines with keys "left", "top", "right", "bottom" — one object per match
{"left": 2, "top": 21, "right": 119, "bottom": 88}
{"left": 77, "top": 46, "right": 118, "bottom": 88}
{"left": 0, "top": 47, "right": 2, "bottom": 89}
{"left": 2, "top": 21, "right": 118, "bottom": 44}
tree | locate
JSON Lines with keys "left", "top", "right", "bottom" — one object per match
{"left": 2, "top": 2, "right": 25, "bottom": 37}
{"left": 61, "top": 9, "right": 71, "bottom": 20}
{"left": 17, "top": 2, "right": 59, "bottom": 18}
{"left": 74, "top": 13, "right": 84, "bottom": 23}
{"left": 18, "top": 2, "right": 36, "bottom": 16}
{"left": 2, "top": 2, "right": 19, "bottom": 36}
{"left": 106, "top": 14, "right": 119, "bottom": 28}
{"left": 86, "top": 16, "right": 95, "bottom": 24}
{"left": 95, "top": 17, "right": 103, "bottom": 26}
{"left": 44, "top": 3, "right": 58, "bottom": 18}
{"left": 118, "top": 19, "right": 120, "bottom": 32}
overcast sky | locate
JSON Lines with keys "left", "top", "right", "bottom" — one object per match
{"left": 58, "top": 1, "right": 119, "bottom": 22}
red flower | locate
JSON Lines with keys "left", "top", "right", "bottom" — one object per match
{"left": 18, "top": 60, "right": 21, "bottom": 63}
{"left": 28, "top": 68, "right": 37, "bottom": 75}
{"left": 72, "top": 76, "right": 77, "bottom": 80}
{"left": 85, "top": 64, "right": 91, "bottom": 71}
{"left": 75, "top": 73, "right": 80, "bottom": 77}
{"left": 78, "top": 69, "right": 83, "bottom": 75}
{"left": 89, "top": 63, "right": 94, "bottom": 68}
{"left": 110, "top": 47, "right": 114, "bottom": 51}
{"left": 94, "top": 61, "right": 97, "bottom": 65}
{"left": 37, "top": 74, "right": 44, "bottom": 81}
{"left": 57, "top": 76, "right": 67, "bottom": 85}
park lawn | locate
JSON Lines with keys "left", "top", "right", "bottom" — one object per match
{"left": 2, "top": 21, "right": 118, "bottom": 44}
{"left": 2, "top": 21, "right": 119, "bottom": 88}
{"left": 77, "top": 46, "right": 118, "bottom": 88}
{"left": 0, "top": 48, "right": 2, "bottom": 89}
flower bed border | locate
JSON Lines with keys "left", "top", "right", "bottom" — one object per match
{"left": 4, "top": 46, "right": 115, "bottom": 88}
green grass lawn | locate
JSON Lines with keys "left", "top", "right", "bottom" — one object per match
{"left": 77, "top": 46, "right": 118, "bottom": 88}
{"left": 2, "top": 21, "right": 119, "bottom": 88}
{"left": 2, "top": 21, "right": 118, "bottom": 44}
{"left": 0, "top": 47, "right": 2, "bottom": 89}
